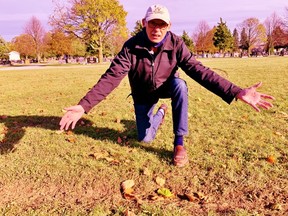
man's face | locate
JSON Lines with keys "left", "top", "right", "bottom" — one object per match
{"left": 143, "top": 19, "right": 170, "bottom": 43}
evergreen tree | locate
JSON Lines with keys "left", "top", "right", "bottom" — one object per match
{"left": 239, "top": 28, "right": 249, "bottom": 50}
{"left": 232, "top": 28, "right": 240, "bottom": 52}
{"left": 131, "top": 20, "right": 143, "bottom": 37}
{"left": 181, "top": 30, "right": 194, "bottom": 52}
{"left": 213, "top": 18, "right": 233, "bottom": 52}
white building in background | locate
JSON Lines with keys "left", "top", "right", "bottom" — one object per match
{"left": 8, "top": 51, "right": 20, "bottom": 61}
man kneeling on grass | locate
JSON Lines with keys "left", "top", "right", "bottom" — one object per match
{"left": 59, "top": 4, "right": 274, "bottom": 167}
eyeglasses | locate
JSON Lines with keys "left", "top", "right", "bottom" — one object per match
{"left": 147, "top": 21, "right": 168, "bottom": 30}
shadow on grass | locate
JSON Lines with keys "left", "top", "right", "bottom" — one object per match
{"left": 0, "top": 115, "right": 172, "bottom": 162}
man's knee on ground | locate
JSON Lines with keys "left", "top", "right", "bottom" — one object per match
{"left": 139, "top": 136, "right": 154, "bottom": 143}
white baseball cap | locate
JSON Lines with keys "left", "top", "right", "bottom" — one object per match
{"left": 145, "top": 4, "right": 170, "bottom": 24}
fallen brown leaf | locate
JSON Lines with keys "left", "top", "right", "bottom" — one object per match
{"left": 266, "top": 155, "right": 276, "bottom": 164}
{"left": 66, "top": 137, "right": 76, "bottom": 143}
{"left": 142, "top": 168, "right": 151, "bottom": 176}
{"left": 123, "top": 192, "right": 137, "bottom": 200}
{"left": 120, "top": 180, "right": 143, "bottom": 203}
{"left": 184, "top": 193, "right": 196, "bottom": 202}
{"left": 121, "top": 179, "right": 135, "bottom": 191}
{"left": 89, "top": 151, "right": 109, "bottom": 159}
{"left": 155, "top": 177, "right": 165, "bottom": 186}
{"left": 66, "top": 130, "right": 73, "bottom": 135}
{"left": 193, "top": 191, "right": 208, "bottom": 202}
{"left": 100, "top": 112, "right": 107, "bottom": 116}
{"left": 123, "top": 187, "right": 134, "bottom": 195}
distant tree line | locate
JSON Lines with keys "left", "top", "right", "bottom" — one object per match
{"left": 0, "top": 1, "right": 288, "bottom": 63}
{"left": 130, "top": 7, "right": 288, "bottom": 57}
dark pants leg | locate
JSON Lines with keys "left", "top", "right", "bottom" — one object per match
{"left": 134, "top": 77, "right": 188, "bottom": 143}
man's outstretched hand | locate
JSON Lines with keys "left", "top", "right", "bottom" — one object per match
{"left": 236, "top": 82, "right": 275, "bottom": 112}
{"left": 59, "top": 105, "right": 85, "bottom": 130}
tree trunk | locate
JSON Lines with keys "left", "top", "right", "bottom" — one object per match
{"left": 37, "top": 53, "right": 41, "bottom": 63}
{"left": 98, "top": 40, "right": 103, "bottom": 63}
{"left": 247, "top": 46, "right": 251, "bottom": 57}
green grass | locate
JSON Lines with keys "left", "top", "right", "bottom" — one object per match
{"left": 0, "top": 57, "right": 287, "bottom": 215}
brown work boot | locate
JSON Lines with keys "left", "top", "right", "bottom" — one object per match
{"left": 173, "top": 145, "right": 189, "bottom": 167}
{"left": 158, "top": 103, "right": 168, "bottom": 125}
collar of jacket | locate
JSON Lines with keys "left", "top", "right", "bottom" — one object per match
{"left": 135, "top": 29, "right": 174, "bottom": 51}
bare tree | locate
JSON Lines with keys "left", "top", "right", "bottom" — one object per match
{"left": 24, "top": 16, "right": 45, "bottom": 62}
{"left": 192, "top": 21, "right": 215, "bottom": 55}
{"left": 238, "top": 18, "right": 267, "bottom": 55}
{"left": 264, "top": 12, "right": 284, "bottom": 55}
{"left": 284, "top": 7, "right": 288, "bottom": 31}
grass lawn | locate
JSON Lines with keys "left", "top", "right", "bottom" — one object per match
{"left": 0, "top": 57, "right": 287, "bottom": 215}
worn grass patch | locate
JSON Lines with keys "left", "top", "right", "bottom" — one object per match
{"left": 0, "top": 58, "right": 287, "bottom": 215}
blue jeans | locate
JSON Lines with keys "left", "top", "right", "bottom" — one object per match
{"left": 134, "top": 77, "right": 188, "bottom": 143}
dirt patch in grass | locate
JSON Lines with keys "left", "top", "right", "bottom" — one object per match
{"left": 1, "top": 165, "right": 287, "bottom": 215}
{"left": 0, "top": 172, "right": 123, "bottom": 214}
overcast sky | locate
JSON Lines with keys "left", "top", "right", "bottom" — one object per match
{"left": 0, "top": 0, "right": 287, "bottom": 42}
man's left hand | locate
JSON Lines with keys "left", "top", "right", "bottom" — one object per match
{"left": 236, "top": 82, "right": 275, "bottom": 112}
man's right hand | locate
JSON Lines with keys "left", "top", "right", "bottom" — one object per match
{"left": 59, "top": 105, "right": 85, "bottom": 131}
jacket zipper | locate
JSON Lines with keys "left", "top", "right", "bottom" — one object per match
{"left": 151, "top": 60, "right": 156, "bottom": 89}
{"left": 148, "top": 48, "right": 156, "bottom": 90}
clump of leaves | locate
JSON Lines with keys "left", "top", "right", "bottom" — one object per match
{"left": 266, "top": 155, "right": 276, "bottom": 164}
{"left": 157, "top": 188, "right": 174, "bottom": 198}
